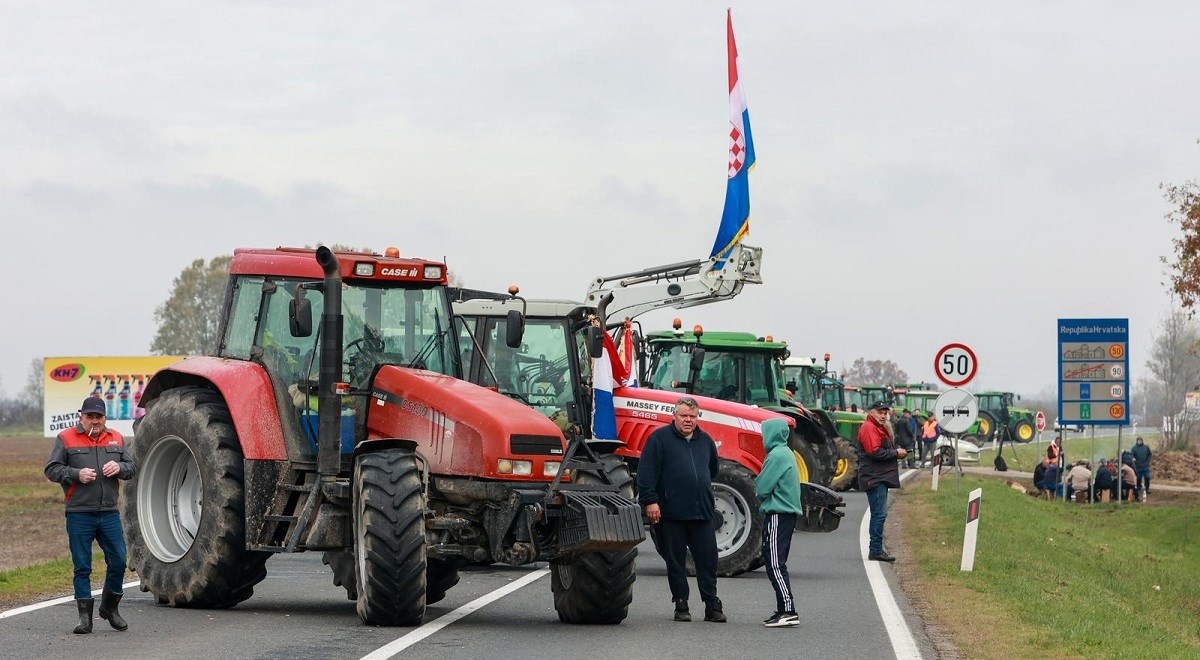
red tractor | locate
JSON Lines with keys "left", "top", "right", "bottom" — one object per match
{"left": 124, "top": 246, "right": 644, "bottom": 626}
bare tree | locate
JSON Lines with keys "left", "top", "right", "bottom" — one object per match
{"left": 1146, "top": 308, "right": 1200, "bottom": 450}
{"left": 841, "top": 358, "right": 909, "bottom": 386}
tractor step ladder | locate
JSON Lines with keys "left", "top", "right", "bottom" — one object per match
{"left": 252, "top": 472, "right": 321, "bottom": 552}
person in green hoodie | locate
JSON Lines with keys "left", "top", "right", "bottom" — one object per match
{"left": 756, "top": 417, "right": 802, "bottom": 628}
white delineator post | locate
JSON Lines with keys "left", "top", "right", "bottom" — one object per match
{"left": 961, "top": 487, "right": 982, "bottom": 571}
{"left": 930, "top": 454, "right": 941, "bottom": 491}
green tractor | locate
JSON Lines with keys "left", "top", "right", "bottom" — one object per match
{"left": 638, "top": 327, "right": 839, "bottom": 489}
{"left": 780, "top": 356, "right": 863, "bottom": 491}
{"left": 967, "top": 391, "right": 1038, "bottom": 446}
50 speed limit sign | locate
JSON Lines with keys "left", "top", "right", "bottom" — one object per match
{"left": 934, "top": 343, "right": 978, "bottom": 387}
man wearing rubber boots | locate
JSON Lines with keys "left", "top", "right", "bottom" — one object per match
{"left": 44, "top": 396, "right": 135, "bottom": 634}
{"left": 637, "top": 397, "right": 726, "bottom": 623}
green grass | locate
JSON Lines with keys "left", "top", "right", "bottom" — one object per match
{"left": 901, "top": 474, "right": 1200, "bottom": 659}
{"left": 0, "top": 553, "right": 122, "bottom": 604}
{"left": 0, "top": 426, "right": 44, "bottom": 439}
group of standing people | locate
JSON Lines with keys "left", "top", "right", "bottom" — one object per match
{"left": 891, "top": 408, "right": 942, "bottom": 469}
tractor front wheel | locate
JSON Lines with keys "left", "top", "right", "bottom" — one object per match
{"left": 551, "top": 454, "right": 637, "bottom": 624}
{"left": 353, "top": 449, "right": 426, "bottom": 626}
{"left": 1013, "top": 419, "right": 1036, "bottom": 443}
{"left": 827, "top": 438, "right": 859, "bottom": 491}
{"left": 123, "top": 386, "right": 270, "bottom": 608}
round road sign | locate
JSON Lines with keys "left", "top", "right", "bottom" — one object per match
{"left": 1035, "top": 411, "right": 1046, "bottom": 432}
{"left": 932, "top": 388, "right": 979, "bottom": 434}
{"left": 934, "top": 343, "right": 978, "bottom": 387}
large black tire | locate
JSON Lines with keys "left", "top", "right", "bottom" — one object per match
{"left": 1012, "top": 419, "right": 1036, "bottom": 443}
{"left": 551, "top": 454, "right": 637, "bottom": 624}
{"left": 789, "top": 435, "right": 824, "bottom": 487}
{"left": 976, "top": 411, "right": 997, "bottom": 442}
{"left": 828, "top": 438, "right": 859, "bottom": 492}
{"left": 323, "top": 550, "right": 357, "bottom": 601}
{"left": 123, "top": 386, "right": 270, "bottom": 608}
{"left": 353, "top": 449, "right": 426, "bottom": 626}
{"left": 711, "top": 460, "right": 763, "bottom": 577}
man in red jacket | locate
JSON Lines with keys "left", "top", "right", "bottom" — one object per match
{"left": 857, "top": 400, "right": 906, "bottom": 562}
{"left": 45, "top": 396, "right": 135, "bottom": 634}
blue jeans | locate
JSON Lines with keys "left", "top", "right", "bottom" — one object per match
{"left": 66, "top": 511, "right": 127, "bottom": 600}
{"left": 1135, "top": 468, "right": 1151, "bottom": 494}
{"left": 865, "top": 483, "right": 889, "bottom": 556}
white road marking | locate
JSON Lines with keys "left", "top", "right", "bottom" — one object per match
{"left": 358, "top": 568, "right": 550, "bottom": 660}
{"left": 0, "top": 580, "right": 142, "bottom": 619}
{"left": 859, "top": 469, "right": 923, "bottom": 659}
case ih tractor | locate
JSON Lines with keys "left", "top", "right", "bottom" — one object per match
{"left": 123, "top": 246, "right": 644, "bottom": 627}
{"left": 452, "top": 288, "right": 845, "bottom": 578}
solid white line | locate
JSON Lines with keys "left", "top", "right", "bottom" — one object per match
{"left": 859, "top": 469, "right": 923, "bottom": 660}
{"left": 358, "top": 568, "right": 550, "bottom": 660}
{"left": 0, "top": 580, "right": 142, "bottom": 619}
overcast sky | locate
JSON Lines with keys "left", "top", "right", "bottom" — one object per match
{"left": 3, "top": 1, "right": 1197, "bottom": 399}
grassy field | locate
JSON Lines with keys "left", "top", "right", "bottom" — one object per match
{"left": 895, "top": 472, "right": 1200, "bottom": 659}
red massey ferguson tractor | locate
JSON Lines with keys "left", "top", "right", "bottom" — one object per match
{"left": 123, "top": 246, "right": 644, "bottom": 626}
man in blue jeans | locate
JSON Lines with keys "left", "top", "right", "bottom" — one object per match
{"left": 45, "top": 396, "right": 135, "bottom": 634}
{"left": 857, "top": 400, "right": 907, "bottom": 562}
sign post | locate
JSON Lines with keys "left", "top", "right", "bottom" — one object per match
{"left": 961, "top": 487, "right": 982, "bottom": 571}
{"left": 1058, "top": 318, "right": 1129, "bottom": 503}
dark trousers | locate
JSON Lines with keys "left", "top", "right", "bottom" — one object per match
{"left": 762, "top": 512, "right": 796, "bottom": 614}
{"left": 1135, "top": 468, "right": 1151, "bottom": 494}
{"left": 865, "top": 483, "right": 889, "bottom": 556}
{"left": 67, "top": 511, "right": 127, "bottom": 600}
{"left": 919, "top": 440, "right": 935, "bottom": 465}
{"left": 659, "top": 519, "right": 718, "bottom": 605}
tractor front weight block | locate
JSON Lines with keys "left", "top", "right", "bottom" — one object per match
{"left": 555, "top": 491, "right": 644, "bottom": 555}
{"left": 796, "top": 482, "right": 846, "bottom": 533}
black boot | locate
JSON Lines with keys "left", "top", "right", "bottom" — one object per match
{"left": 99, "top": 588, "right": 128, "bottom": 631}
{"left": 73, "top": 598, "right": 94, "bottom": 634}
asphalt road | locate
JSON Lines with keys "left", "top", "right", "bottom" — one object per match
{"left": 1, "top": 486, "right": 937, "bottom": 660}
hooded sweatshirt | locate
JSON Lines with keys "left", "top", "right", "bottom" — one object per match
{"left": 755, "top": 418, "right": 803, "bottom": 514}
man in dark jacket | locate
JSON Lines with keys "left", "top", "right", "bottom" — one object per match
{"left": 637, "top": 396, "right": 725, "bottom": 623}
{"left": 1093, "top": 459, "right": 1115, "bottom": 502}
{"left": 1131, "top": 437, "right": 1152, "bottom": 498}
{"left": 45, "top": 396, "right": 135, "bottom": 634}
{"left": 893, "top": 409, "right": 916, "bottom": 468}
{"left": 857, "top": 400, "right": 906, "bottom": 562}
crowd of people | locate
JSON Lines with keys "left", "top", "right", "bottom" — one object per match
{"left": 1031, "top": 436, "right": 1153, "bottom": 503}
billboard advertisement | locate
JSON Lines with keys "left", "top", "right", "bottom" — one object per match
{"left": 43, "top": 356, "right": 184, "bottom": 437}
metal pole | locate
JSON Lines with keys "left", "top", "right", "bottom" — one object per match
{"left": 1116, "top": 426, "right": 1123, "bottom": 505}
{"left": 1090, "top": 425, "right": 1096, "bottom": 503}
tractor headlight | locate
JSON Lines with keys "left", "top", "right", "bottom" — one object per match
{"left": 543, "top": 461, "right": 561, "bottom": 476}
{"left": 512, "top": 460, "right": 533, "bottom": 476}
{"left": 423, "top": 266, "right": 443, "bottom": 280}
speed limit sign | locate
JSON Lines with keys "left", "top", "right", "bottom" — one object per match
{"left": 935, "top": 343, "right": 978, "bottom": 387}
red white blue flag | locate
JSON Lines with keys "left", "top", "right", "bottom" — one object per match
{"left": 709, "top": 10, "right": 756, "bottom": 263}
{"left": 592, "top": 333, "right": 631, "bottom": 440}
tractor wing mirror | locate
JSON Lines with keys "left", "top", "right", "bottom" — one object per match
{"left": 690, "top": 347, "right": 706, "bottom": 372}
{"left": 289, "top": 297, "right": 313, "bottom": 337}
{"left": 586, "top": 326, "right": 604, "bottom": 359}
{"left": 505, "top": 309, "right": 525, "bottom": 348}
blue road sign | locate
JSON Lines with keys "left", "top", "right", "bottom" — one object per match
{"left": 1058, "top": 318, "right": 1129, "bottom": 426}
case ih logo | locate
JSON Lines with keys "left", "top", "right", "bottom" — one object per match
{"left": 50, "top": 363, "right": 85, "bottom": 382}
{"left": 380, "top": 267, "right": 416, "bottom": 277}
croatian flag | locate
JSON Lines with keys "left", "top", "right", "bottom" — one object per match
{"left": 708, "top": 10, "right": 756, "bottom": 264}
{"left": 592, "top": 333, "right": 630, "bottom": 440}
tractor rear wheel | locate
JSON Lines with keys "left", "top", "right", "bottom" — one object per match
{"left": 551, "top": 454, "right": 637, "bottom": 624}
{"left": 827, "top": 438, "right": 859, "bottom": 491}
{"left": 123, "top": 386, "right": 270, "bottom": 608}
{"left": 353, "top": 449, "right": 426, "bottom": 626}
{"left": 977, "top": 411, "right": 997, "bottom": 442}
{"left": 323, "top": 550, "right": 357, "bottom": 600}
{"left": 789, "top": 436, "right": 824, "bottom": 488}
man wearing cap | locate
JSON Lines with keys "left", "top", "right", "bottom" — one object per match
{"left": 857, "top": 400, "right": 906, "bottom": 562}
{"left": 45, "top": 396, "right": 135, "bottom": 634}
